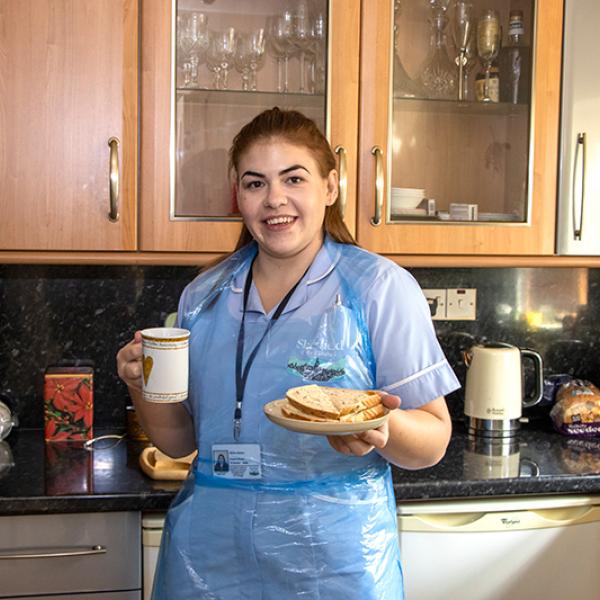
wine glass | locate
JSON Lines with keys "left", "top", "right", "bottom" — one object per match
{"left": 206, "top": 33, "right": 223, "bottom": 89}
{"left": 267, "top": 13, "right": 294, "bottom": 93}
{"left": 234, "top": 34, "right": 252, "bottom": 91}
{"left": 460, "top": 34, "right": 477, "bottom": 100}
{"left": 307, "top": 12, "right": 327, "bottom": 94}
{"left": 426, "top": 0, "right": 450, "bottom": 16}
{"left": 452, "top": 1, "right": 473, "bottom": 100}
{"left": 476, "top": 9, "right": 501, "bottom": 103}
{"left": 291, "top": 1, "right": 312, "bottom": 93}
{"left": 208, "top": 28, "right": 237, "bottom": 90}
{"left": 177, "top": 12, "right": 209, "bottom": 87}
{"left": 247, "top": 28, "right": 266, "bottom": 91}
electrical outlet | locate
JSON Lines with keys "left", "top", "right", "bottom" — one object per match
{"left": 422, "top": 289, "right": 447, "bottom": 320}
{"left": 446, "top": 288, "right": 477, "bottom": 320}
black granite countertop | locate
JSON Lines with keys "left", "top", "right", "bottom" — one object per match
{"left": 0, "top": 422, "right": 599, "bottom": 515}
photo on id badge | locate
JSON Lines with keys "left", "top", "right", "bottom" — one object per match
{"left": 212, "top": 444, "right": 262, "bottom": 479}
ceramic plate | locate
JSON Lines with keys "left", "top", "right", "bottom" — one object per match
{"left": 263, "top": 399, "right": 390, "bottom": 436}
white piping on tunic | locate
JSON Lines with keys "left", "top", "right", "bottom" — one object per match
{"left": 383, "top": 359, "right": 448, "bottom": 392}
{"left": 306, "top": 262, "right": 336, "bottom": 285}
{"left": 230, "top": 261, "right": 337, "bottom": 293}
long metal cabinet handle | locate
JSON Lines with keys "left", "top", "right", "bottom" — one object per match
{"left": 108, "top": 136, "right": 120, "bottom": 222}
{"left": 572, "top": 132, "right": 586, "bottom": 240}
{"left": 334, "top": 145, "right": 347, "bottom": 218}
{"left": 370, "top": 146, "right": 383, "bottom": 226}
{"left": 0, "top": 544, "right": 107, "bottom": 560}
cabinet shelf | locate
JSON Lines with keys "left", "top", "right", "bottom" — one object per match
{"left": 393, "top": 95, "right": 529, "bottom": 117}
{"left": 176, "top": 88, "right": 325, "bottom": 110}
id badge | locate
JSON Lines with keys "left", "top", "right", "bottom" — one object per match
{"left": 211, "top": 443, "right": 262, "bottom": 479}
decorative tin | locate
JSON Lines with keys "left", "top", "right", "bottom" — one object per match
{"left": 44, "top": 365, "right": 94, "bottom": 441}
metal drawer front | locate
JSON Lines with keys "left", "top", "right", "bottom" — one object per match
{"left": 0, "top": 512, "right": 141, "bottom": 597}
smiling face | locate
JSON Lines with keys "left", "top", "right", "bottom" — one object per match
{"left": 235, "top": 138, "right": 338, "bottom": 263}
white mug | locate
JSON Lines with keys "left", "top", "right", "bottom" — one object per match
{"left": 140, "top": 327, "right": 190, "bottom": 403}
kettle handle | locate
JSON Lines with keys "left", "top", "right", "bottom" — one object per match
{"left": 462, "top": 350, "right": 473, "bottom": 367}
{"left": 521, "top": 349, "right": 544, "bottom": 409}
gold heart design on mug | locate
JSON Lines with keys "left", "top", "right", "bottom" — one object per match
{"left": 142, "top": 355, "right": 153, "bottom": 386}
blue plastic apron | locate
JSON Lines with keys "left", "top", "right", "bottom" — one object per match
{"left": 151, "top": 242, "right": 404, "bottom": 599}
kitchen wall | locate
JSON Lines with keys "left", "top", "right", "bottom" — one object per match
{"left": 1, "top": 264, "right": 599, "bottom": 428}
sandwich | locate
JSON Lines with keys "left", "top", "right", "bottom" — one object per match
{"left": 281, "top": 384, "right": 385, "bottom": 423}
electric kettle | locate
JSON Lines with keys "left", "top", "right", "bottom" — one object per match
{"left": 463, "top": 343, "right": 543, "bottom": 437}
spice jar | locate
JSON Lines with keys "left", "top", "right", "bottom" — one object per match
{"left": 127, "top": 405, "right": 150, "bottom": 441}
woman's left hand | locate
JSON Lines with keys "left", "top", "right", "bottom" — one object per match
{"left": 326, "top": 392, "right": 401, "bottom": 457}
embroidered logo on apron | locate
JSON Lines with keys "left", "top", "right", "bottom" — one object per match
{"left": 287, "top": 356, "right": 346, "bottom": 381}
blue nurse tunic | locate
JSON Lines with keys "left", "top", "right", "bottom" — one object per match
{"left": 151, "top": 236, "right": 460, "bottom": 599}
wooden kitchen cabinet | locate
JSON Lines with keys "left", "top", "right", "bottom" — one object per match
{"left": 140, "top": 0, "right": 360, "bottom": 252}
{"left": 356, "top": 0, "right": 563, "bottom": 256}
{"left": 0, "top": 0, "right": 579, "bottom": 266}
{"left": 0, "top": 0, "right": 138, "bottom": 252}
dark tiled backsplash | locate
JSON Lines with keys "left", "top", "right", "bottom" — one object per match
{"left": 1, "top": 264, "right": 599, "bottom": 428}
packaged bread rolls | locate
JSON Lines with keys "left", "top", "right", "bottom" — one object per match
{"left": 550, "top": 379, "right": 600, "bottom": 437}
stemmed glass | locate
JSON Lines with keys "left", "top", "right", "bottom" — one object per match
{"left": 207, "top": 28, "right": 237, "bottom": 90}
{"left": 234, "top": 34, "right": 252, "bottom": 91}
{"left": 267, "top": 13, "right": 294, "bottom": 93}
{"left": 460, "top": 34, "right": 477, "bottom": 100}
{"left": 291, "top": 1, "right": 313, "bottom": 93}
{"left": 452, "top": 1, "right": 473, "bottom": 101}
{"left": 247, "top": 28, "right": 266, "bottom": 91}
{"left": 426, "top": 0, "right": 450, "bottom": 16}
{"left": 476, "top": 9, "right": 501, "bottom": 102}
{"left": 177, "top": 12, "right": 209, "bottom": 87}
{"left": 307, "top": 12, "right": 327, "bottom": 94}
{"left": 207, "top": 34, "right": 222, "bottom": 89}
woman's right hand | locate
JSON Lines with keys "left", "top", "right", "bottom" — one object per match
{"left": 116, "top": 330, "right": 143, "bottom": 391}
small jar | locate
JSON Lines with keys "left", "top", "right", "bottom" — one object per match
{"left": 126, "top": 405, "right": 150, "bottom": 442}
{"left": 475, "top": 66, "right": 500, "bottom": 103}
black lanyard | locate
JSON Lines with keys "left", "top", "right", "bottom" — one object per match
{"left": 234, "top": 261, "right": 308, "bottom": 440}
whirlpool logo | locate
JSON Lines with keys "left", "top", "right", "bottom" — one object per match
{"left": 500, "top": 517, "right": 521, "bottom": 528}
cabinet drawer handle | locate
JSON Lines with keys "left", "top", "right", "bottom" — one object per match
{"left": 370, "top": 146, "right": 383, "bottom": 226}
{"left": 572, "top": 132, "right": 586, "bottom": 240}
{"left": 0, "top": 544, "right": 107, "bottom": 560}
{"left": 334, "top": 145, "right": 347, "bottom": 218}
{"left": 108, "top": 137, "right": 120, "bottom": 222}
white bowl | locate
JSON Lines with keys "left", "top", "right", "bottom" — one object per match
{"left": 390, "top": 188, "right": 425, "bottom": 210}
{"left": 391, "top": 187, "right": 425, "bottom": 196}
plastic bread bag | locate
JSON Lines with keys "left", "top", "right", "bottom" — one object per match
{"left": 550, "top": 379, "right": 600, "bottom": 437}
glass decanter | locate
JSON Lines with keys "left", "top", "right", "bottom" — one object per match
{"left": 417, "top": 1, "right": 456, "bottom": 100}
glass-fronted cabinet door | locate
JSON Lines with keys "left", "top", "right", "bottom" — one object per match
{"left": 141, "top": 0, "right": 359, "bottom": 253}
{"left": 357, "top": 0, "right": 562, "bottom": 256}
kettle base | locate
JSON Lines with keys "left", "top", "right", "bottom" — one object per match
{"left": 467, "top": 417, "right": 520, "bottom": 438}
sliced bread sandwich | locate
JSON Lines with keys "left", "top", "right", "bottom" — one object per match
{"left": 283, "top": 384, "right": 384, "bottom": 423}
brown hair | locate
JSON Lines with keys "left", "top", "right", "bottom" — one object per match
{"left": 229, "top": 107, "right": 356, "bottom": 250}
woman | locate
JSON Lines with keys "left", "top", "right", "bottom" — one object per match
{"left": 214, "top": 453, "right": 229, "bottom": 473}
{"left": 117, "top": 107, "right": 460, "bottom": 599}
